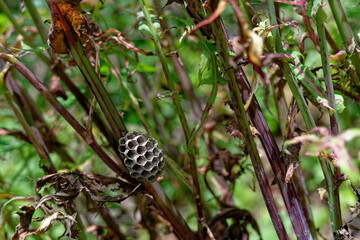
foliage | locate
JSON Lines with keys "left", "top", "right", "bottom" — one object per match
{"left": 0, "top": 0, "right": 360, "bottom": 239}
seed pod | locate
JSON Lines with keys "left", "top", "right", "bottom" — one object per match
{"left": 118, "top": 132, "right": 165, "bottom": 182}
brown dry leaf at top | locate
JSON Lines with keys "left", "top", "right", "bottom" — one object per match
{"left": 47, "top": 0, "right": 90, "bottom": 54}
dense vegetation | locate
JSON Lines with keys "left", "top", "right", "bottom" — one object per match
{"left": 0, "top": 0, "right": 360, "bottom": 239}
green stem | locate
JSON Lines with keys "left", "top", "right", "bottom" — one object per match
{"left": 0, "top": 0, "right": 35, "bottom": 45}
{"left": 23, "top": 0, "right": 48, "bottom": 43}
{"left": 327, "top": 0, "right": 360, "bottom": 81}
{"left": 104, "top": 55, "right": 154, "bottom": 136}
{"left": 50, "top": 3, "right": 195, "bottom": 238}
{"left": 52, "top": 2, "right": 127, "bottom": 138}
{"left": 267, "top": 0, "right": 316, "bottom": 131}
{"left": 2, "top": 73, "right": 56, "bottom": 173}
{"left": 138, "top": 0, "right": 204, "bottom": 237}
{"left": 267, "top": 0, "right": 341, "bottom": 237}
{"left": 211, "top": 18, "right": 289, "bottom": 240}
{"left": 316, "top": 4, "right": 342, "bottom": 235}
{"left": 188, "top": 36, "right": 218, "bottom": 152}
{"left": 0, "top": 0, "right": 50, "bottom": 64}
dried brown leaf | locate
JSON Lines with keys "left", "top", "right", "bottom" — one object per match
{"left": 12, "top": 206, "right": 37, "bottom": 240}
{"left": 47, "top": 0, "right": 90, "bottom": 54}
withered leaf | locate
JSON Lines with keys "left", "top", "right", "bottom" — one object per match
{"left": 12, "top": 206, "right": 37, "bottom": 240}
{"left": 47, "top": 0, "right": 90, "bottom": 54}
{"left": 35, "top": 172, "right": 139, "bottom": 209}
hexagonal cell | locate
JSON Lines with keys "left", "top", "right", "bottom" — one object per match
{"left": 158, "top": 161, "right": 165, "bottom": 169}
{"left": 127, "top": 149, "right": 137, "bottom": 159}
{"left": 136, "top": 156, "right": 146, "bottom": 165}
{"left": 144, "top": 162, "right": 153, "bottom": 171}
{"left": 132, "top": 164, "right": 142, "bottom": 172}
{"left": 152, "top": 157, "right": 159, "bottom": 165}
{"left": 118, "top": 144, "right": 126, "bottom": 153}
{"left": 150, "top": 138, "right": 157, "bottom": 146}
{"left": 145, "top": 151, "right": 153, "bottom": 159}
{"left": 141, "top": 171, "right": 151, "bottom": 179}
{"left": 153, "top": 147, "right": 160, "bottom": 156}
{"left": 119, "top": 138, "right": 126, "bottom": 145}
{"left": 124, "top": 159, "right": 135, "bottom": 167}
{"left": 145, "top": 141, "right": 153, "bottom": 150}
{"left": 127, "top": 140, "right": 137, "bottom": 149}
{"left": 126, "top": 132, "right": 136, "bottom": 140}
{"left": 151, "top": 166, "right": 159, "bottom": 174}
{"left": 136, "top": 135, "right": 146, "bottom": 145}
{"left": 148, "top": 175, "right": 156, "bottom": 182}
{"left": 130, "top": 172, "right": 141, "bottom": 179}
{"left": 137, "top": 146, "right": 146, "bottom": 155}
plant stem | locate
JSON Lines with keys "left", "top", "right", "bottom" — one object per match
{"left": 267, "top": 0, "right": 315, "bottom": 131}
{"left": 0, "top": 0, "right": 50, "bottom": 65}
{"left": 142, "top": 181, "right": 196, "bottom": 239}
{"left": 0, "top": 52, "right": 135, "bottom": 184}
{"left": 316, "top": 4, "right": 342, "bottom": 234}
{"left": 211, "top": 18, "right": 289, "bottom": 240}
{"left": 267, "top": 0, "right": 341, "bottom": 237}
{"left": 53, "top": 2, "right": 127, "bottom": 138}
{"left": 23, "top": 0, "right": 48, "bottom": 43}
{"left": 3, "top": 0, "right": 117, "bottom": 150}
{"left": 138, "top": 1, "right": 205, "bottom": 238}
{"left": 48, "top": 3, "right": 196, "bottom": 238}
{"left": 2, "top": 72, "right": 56, "bottom": 174}
{"left": 153, "top": 0, "right": 203, "bottom": 119}
{"left": 327, "top": 0, "right": 360, "bottom": 81}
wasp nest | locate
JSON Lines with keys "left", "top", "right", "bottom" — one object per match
{"left": 118, "top": 132, "right": 165, "bottom": 181}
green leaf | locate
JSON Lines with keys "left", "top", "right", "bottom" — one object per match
{"left": 12, "top": 43, "right": 50, "bottom": 54}
{"left": 198, "top": 53, "right": 210, "bottom": 86}
{"left": 335, "top": 94, "right": 345, "bottom": 113}
{"left": 289, "top": 52, "right": 338, "bottom": 111}
{"left": 197, "top": 53, "right": 225, "bottom": 86}
{"left": 137, "top": 63, "right": 159, "bottom": 73}
{"left": 306, "top": 0, "right": 322, "bottom": 20}
{"left": 139, "top": 20, "right": 152, "bottom": 37}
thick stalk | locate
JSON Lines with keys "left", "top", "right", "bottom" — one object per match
{"left": 267, "top": 0, "right": 315, "bottom": 131}
{"left": 53, "top": 2, "right": 127, "bottom": 138}
{"left": 285, "top": 98, "right": 317, "bottom": 239}
{"left": 267, "top": 0, "right": 341, "bottom": 237}
{"left": 316, "top": 4, "right": 342, "bottom": 234}
{"left": 212, "top": 19, "right": 289, "bottom": 240}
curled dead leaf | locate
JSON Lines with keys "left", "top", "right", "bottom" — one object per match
{"left": 47, "top": 0, "right": 90, "bottom": 54}
{"left": 285, "top": 162, "right": 299, "bottom": 183}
